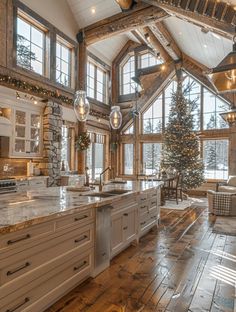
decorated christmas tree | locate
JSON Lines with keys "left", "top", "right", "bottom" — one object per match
{"left": 162, "top": 76, "right": 204, "bottom": 190}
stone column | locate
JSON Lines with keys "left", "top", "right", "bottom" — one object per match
{"left": 42, "top": 102, "right": 62, "bottom": 186}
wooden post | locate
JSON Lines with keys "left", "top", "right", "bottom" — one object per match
{"left": 229, "top": 126, "right": 236, "bottom": 176}
{"left": 77, "top": 38, "right": 87, "bottom": 174}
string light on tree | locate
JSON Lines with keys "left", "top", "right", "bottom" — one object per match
{"left": 162, "top": 77, "right": 204, "bottom": 190}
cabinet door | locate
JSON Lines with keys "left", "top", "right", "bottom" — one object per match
{"left": 123, "top": 206, "right": 137, "bottom": 243}
{"left": 14, "top": 110, "right": 27, "bottom": 154}
{"left": 13, "top": 109, "right": 42, "bottom": 157}
{"left": 111, "top": 213, "right": 123, "bottom": 256}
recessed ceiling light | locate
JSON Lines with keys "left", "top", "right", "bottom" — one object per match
{"left": 91, "top": 7, "right": 96, "bottom": 14}
{"left": 179, "top": 32, "right": 182, "bottom": 35}
{"left": 204, "top": 44, "right": 207, "bottom": 48}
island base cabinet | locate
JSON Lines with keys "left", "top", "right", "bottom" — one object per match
{"left": 111, "top": 204, "right": 137, "bottom": 258}
{"left": 1, "top": 249, "right": 93, "bottom": 312}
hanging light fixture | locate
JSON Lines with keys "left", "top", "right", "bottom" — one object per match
{"left": 207, "top": 35, "right": 236, "bottom": 93}
{"left": 109, "top": 106, "right": 122, "bottom": 129}
{"left": 115, "top": 0, "right": 137, "bottom": 11}
{"left": 74, "top": 90, "right": 90, "bottom": 122}
{"left": 219, "top": 92, "right": 236, "bottom": 126}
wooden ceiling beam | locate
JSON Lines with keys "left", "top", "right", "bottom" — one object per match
{"left": 150, "top": 21, "right": 182, "bottom": 61}
{"left": 81, "top": 4, "right": 169, "bottom": 45}
{"left": 142, "top": 0, "right": 236, "bottom": 39}
{"left": 141, "top": 26, "right": 172, "bottom": 62}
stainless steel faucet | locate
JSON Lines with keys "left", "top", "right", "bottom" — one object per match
{"left": 99, "top": 167, "right": 113, "bottom": 192}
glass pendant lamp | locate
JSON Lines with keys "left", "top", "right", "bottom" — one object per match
{"left": 110, "top": 106, "right": 122, "bottom": 129}
{"left": 74, "top": 90, "right": 90, "bottom": 122}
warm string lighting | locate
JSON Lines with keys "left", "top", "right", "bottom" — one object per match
{"left": 16, "top": 91, "right": 38, "bottom": 104}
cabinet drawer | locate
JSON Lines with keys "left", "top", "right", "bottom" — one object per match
{"left": 0, "top": 222, "right": 54, "bottom": 251}
{"left": 149, "top": 197, "right": 157, "bottom": 209}
{"left": 55, "top": 208, "right": 94, "bottom": 229}
{"left": 0, "top": 223, "right": 94, "bottom": 286}
{"left": 112, "top": 196, "right": 137, "bottom": 214}
{"left": 139, "top": 192, "right": 148, "bottom": 202}
{"left": 149, "top": 189, "right": 157, "bottom": 198}
{"left": 0, "top": 249, "right": 93, "bottom": 312}
{"left": 28, "top": 179, "right": 46, "bottom": 187}
{"left": 139, "top": 202, "right": 149, "bottom": 215}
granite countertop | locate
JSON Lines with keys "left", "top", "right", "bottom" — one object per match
{"left": 0, "top": 181, "right": 163, "bottom": 234}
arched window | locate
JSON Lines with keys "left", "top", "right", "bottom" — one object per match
{"left": 120, "top": 55, "right": 136, "bottom": 95}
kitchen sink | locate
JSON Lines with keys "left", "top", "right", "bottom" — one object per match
{"left": 88, "top": 192, "right": 115, "bottom": 198}
{"left": 104, "top": 189, "right": 130, "bottom": 195}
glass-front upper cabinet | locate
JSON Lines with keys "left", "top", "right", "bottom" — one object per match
{"left": 13, "top": 109, "right": 42, "bottom": 157}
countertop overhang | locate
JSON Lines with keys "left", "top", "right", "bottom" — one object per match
{"left": 0, "top": 181, "right": 163, "bottom": 234}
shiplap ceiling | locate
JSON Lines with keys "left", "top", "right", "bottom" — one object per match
{"left": 66, "top": 0, "right": 121, "bottom": 28}
{"left": 65, "top": 0, "right": 235, "bottom": 66}
{"left": 164, "top": 16, "right": 232, "bottom": 68}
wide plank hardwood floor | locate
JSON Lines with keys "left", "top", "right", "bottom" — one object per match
{"left": 47, "top": 198, "right": 236, "bottom": 312}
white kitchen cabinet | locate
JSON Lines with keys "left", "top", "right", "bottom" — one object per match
{"left": 12, "top": 108, "right": 42, "bottom": 158}
{"left": 111, "top": 203, "right": 138, "bottom": 258}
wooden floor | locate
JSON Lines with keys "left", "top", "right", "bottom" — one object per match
{"left": 47, "top": 198, "right": 236, "bottom": 312}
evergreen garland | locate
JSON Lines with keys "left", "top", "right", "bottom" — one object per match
{"left": 162, "top": 81, "right": 204, "bottom": 190}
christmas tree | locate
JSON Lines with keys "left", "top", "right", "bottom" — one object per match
{"left": 162, "top": 78, "right": 204, "bottom": 190}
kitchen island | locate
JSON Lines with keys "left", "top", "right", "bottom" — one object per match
{"left": 0, "top": 181, "right": 162, "bottom": 312}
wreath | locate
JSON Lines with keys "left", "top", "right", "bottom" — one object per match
{"left": 75, "top": 132, "right": 91, "bottom": 151}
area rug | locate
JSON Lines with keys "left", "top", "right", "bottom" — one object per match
{"left": 161, "top": 199, "right": 193, "bottom": 210}
{"left": 213, "top": 217, "right": 236, "bottom": 236}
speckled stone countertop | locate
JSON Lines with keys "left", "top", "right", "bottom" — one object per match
{"left": 0, "top": 181, "right": 163, "bottom": 234}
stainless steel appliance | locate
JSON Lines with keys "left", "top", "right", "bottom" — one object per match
{"left": 0, "top": 177, "right": 17, "bottom": 194}
{"left": 93, "top": 205, "right": 112, "bottom": 277}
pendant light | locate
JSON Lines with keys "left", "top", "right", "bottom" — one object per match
{"left": 110, "top": 106, "right": 122, "bottom": 129}
{"left": 219, "top": 93, "right": 236, "bottom": 126}
{"left": 207, "top": 35, "right": 236, "bottom": 93}
{"left": 74, "top": 90, "right": 90, "bottom": 122}
{"left": 115, "top": 0, "right": 137, "bottom": 11}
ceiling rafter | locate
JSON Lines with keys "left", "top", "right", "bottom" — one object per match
{"left": 80, "top": 4, "right": 169, "bottom": 45}
{"left": 150, "top": 21, "right": 182, "bottom": 61}
{"left": 142, "top": 0, "right": 236, "bottom": 39}
{"left": 140, "top": 26, "right": 172, "bottom": 62}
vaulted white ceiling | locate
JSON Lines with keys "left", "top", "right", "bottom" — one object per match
{"left": 66, "top": 0, "right": 121, "bottom": 28}
{"left": 65, "top": 0, "right": 235, "bottom": 67}
{"left": 164, "top": 16, "right": 232, "bottom": 69}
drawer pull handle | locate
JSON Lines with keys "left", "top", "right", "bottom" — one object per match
{"left": 7, "top": 234, "right": 31, "bottom": 245}
{"left": 74, "top": 235, "right": 88, "bottom": 243}
{"left": 123, "top": 213, "right": 128, "bottom": 216}
{"left": 74, "top": 260, "right": 87, "bottom": 271}
{"left": 151, "top": 202, "right": 156, "bottom": 205}
{"left": 6, "top": 297, "right": 30, "bottom": 312}
{"left": 140, "top": 221, "right": 146, "bottom": 225}
{"left": 74, "top": 215, "right": 88, "bottom": 222}
{"left": 151, "top": 216, "right": 157, "bottom": 220}
{"left": 123, "top": 226, "right": 128, "bottom": 230}
{"left": 141, "top": 198, "right": 146, "bottom": 201}
{"left": 102, "top": 252, "right": 106, "bottom": 256}
{"left": 7, "top": 262, "right": 30, "bottom": 276}
{"left": 141, "top": 206, "right": 146, "bottom": 209}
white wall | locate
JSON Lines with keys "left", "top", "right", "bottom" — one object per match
{"left": 20, "top": 0, "right": 78, "bottom": 40}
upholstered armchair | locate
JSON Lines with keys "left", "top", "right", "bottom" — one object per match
{"left": 207, "top": 190, "right": 236, "bottom": 216}
{"left": 216, "top": 176, "right": 236, "bottom": 193}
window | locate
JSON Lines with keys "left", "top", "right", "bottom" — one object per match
{"left": 143, "top": 94, "right": 163, "bottom": 134}
{"left": 16, "top": 13, "right": 46, "bottom": 75}
{"left": 203, "top": 139, "right": 229, "bottom": 180}
{"left": 142, "top": 74, "right": 230, "bottom": 133}
{"left": 120, "top": 55, "right": 136, "bottom": 95}
{"left": 124, "top": 124, "right": 134, "bottom": 134}
{"left": 143, "top": 143, "right": 162, "bottom": 174}
{"left": 56, "top": 37, "right": 72, "bottom": 87}
{"left": 124, "top": 144, "right": 133, "bottom": 175}
{"left": 61, "top": 126, "right": 70, "bottom": 171}
{"left": 140, "top": 52, "right": 162, "bottom": 69}
{"left": 203, "top": 88, "right": 229, "bottom": 130}
{"left": 87, "top": 60, "right": 108, "bottom": 104}
{"left": 86, "top": 133, "right": 105, "bottom": 180}
{"left": 182, "top": 75, "right": 201, "bottom": 131}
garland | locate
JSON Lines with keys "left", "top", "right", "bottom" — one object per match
{"left": 75, "top": 132, "right": 91, "bottom": 151}
{"left": 0, "top": 74, "right": 110, "bottom": 119}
